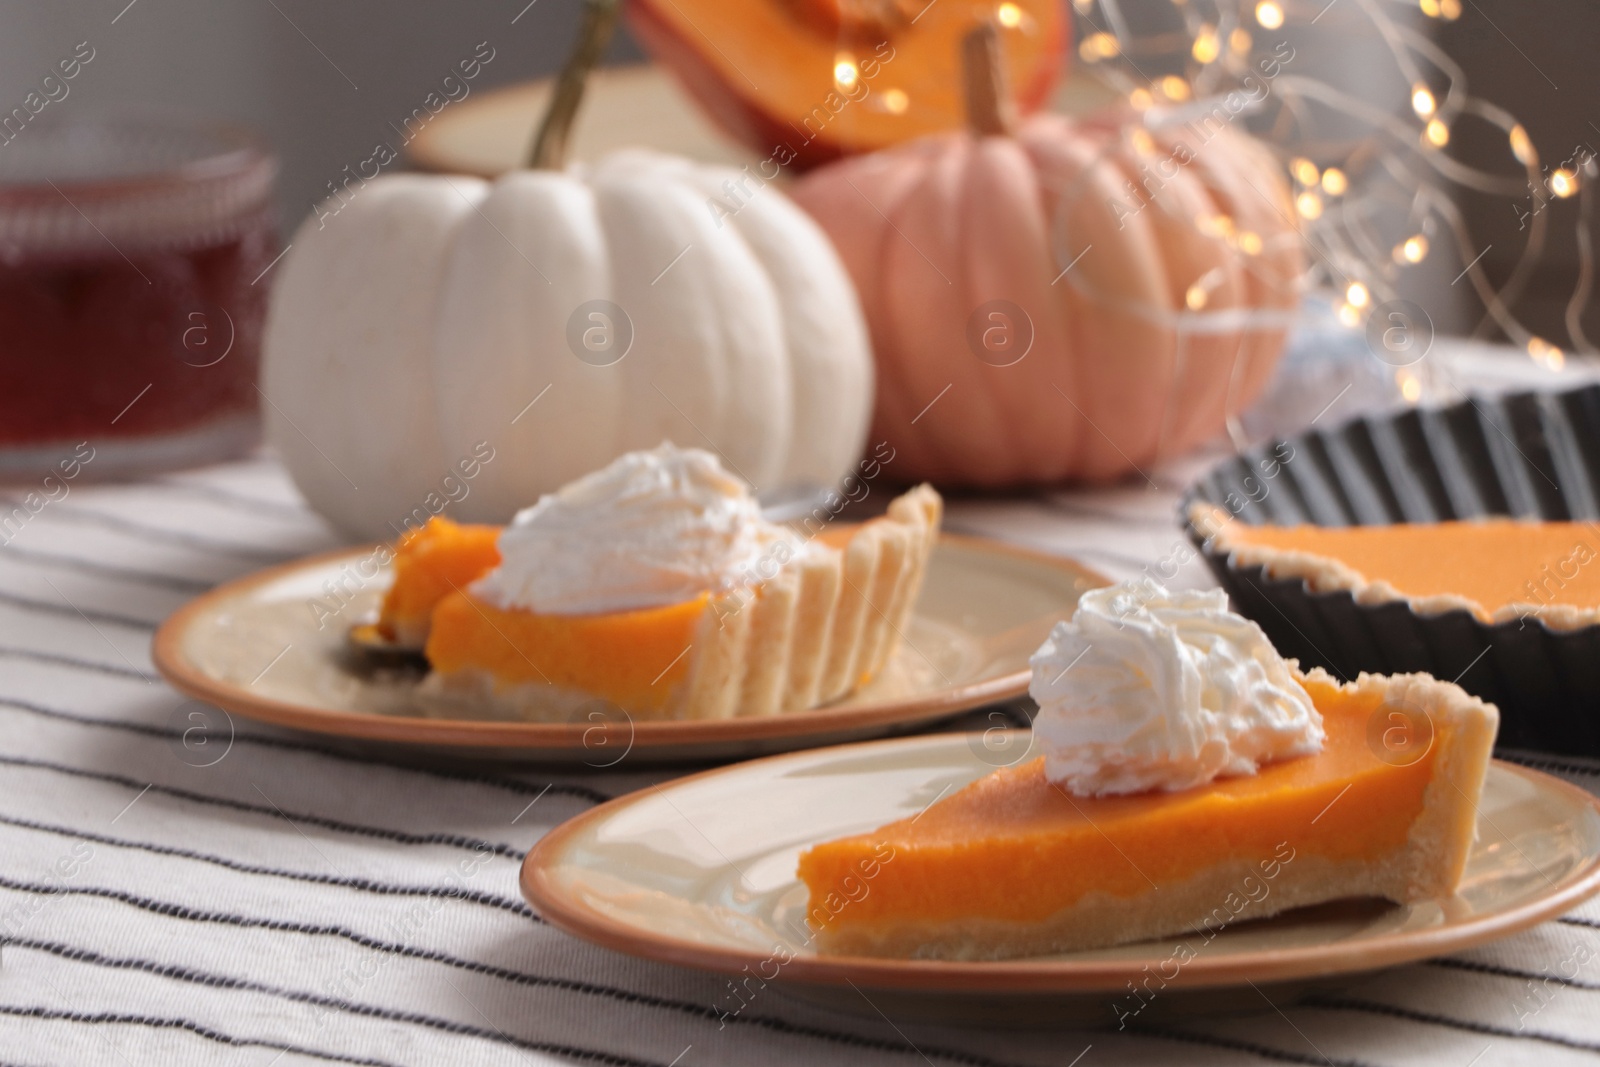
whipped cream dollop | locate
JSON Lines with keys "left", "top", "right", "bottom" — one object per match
{"left": 472, "top": 443, "right": 798, "bottom": 615}
{"left": 1029, "top": 581, "right": 1324, "bottom": 796}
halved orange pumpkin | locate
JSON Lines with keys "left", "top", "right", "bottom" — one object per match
{"left": 625, "top": 0, "right": 1069, "bottom": 168}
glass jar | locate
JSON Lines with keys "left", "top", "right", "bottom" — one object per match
{"left": 0, "top": 112, "right": 278, "bottom": 478}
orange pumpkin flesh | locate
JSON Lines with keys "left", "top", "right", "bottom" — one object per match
{"left": 624, "top": 0, "right": 1067, "bottom": 168}
{"left": 798, "top": 673, "right": 1433, "bottom": 928}
{"left": 784, "top": 0, "right": 926, "bottom": 39}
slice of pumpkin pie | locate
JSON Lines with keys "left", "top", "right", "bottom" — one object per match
{"left": 368, "top": 443, "right": 941, "bottom": 720}
{"left": 797, "top": 581, "right": 1498, "bottom": 960}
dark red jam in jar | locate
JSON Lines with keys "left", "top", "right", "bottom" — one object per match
{"left": 0, "top": 113, "right": 278, "bottom": 477}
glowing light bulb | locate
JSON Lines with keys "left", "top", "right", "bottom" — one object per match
{"left": 1510, "top": 124, "right": 1535, "bottom": 166}
{"left": 1296, "top": 191, "right": 1323, "bottom": 219}
{"left": 1425, "top": 119, "right": 1450, "bottom": 147}
{"left": 1080, "top": 32, "right": 1120, "bottom": 61}
{"left": 1338, "top": 302, "right": 1362, "bottom": 328}
{"left": 1072, "top": 0, "right": 1093, "bottom": 10}
{"left": 1129, "top": 128, "right": 1156, "bottom": 155}
{"left": 1411, "top": 84, "right": 1436, "bottom": 119}
{"left": 1529, "top": 337, "right": 1565, "bottom": 369}
{"left": 1399, "top": 371, "right": 1422, "bottom": 403}
{"left": 996, "top": 2, "right": 1023, "bottom": 28}
{"left": 1192, "top": 28, "right": 1220, "bottom": 63}
{"left": 1346, "top": 281, "right": 1370, "bottom": 308}
{"left": 880, "top": 87, "right": 909, "bottom": 114}
{"left": 1230, "top": 28, "right": 1252, "bottom": 54}
{"left": 1185, "top": 283, "right": 1209, "bottom": 310}
{"left": 1161, "top": 75, "right": 1191, "bottom": 101}
{"left": 833, "top": 54, "right": 859, "bottom": 90}
{"left": 1440, "top": 0, "right": 1461, "bottom": 17}
{"left": 1128, "top": 87, "right": 1153, "bottom": 110}
{"left": 1419, "top": 0, "right": 1440, "bottom": 15}
{"left": 1239, "top": 231, "right": 1263, "bottom": 255}
{"left": 1291, "top": 158, "right": 1320, "bottom": 186}
{"left": 1255, "top": 0, "right": 1284, "bottom": 29}
{"left": 1395, "top": 235, "right": 1429, "bottom": 263}
{"left": 1551, "top": 168, "right": 1579, "bottom": 198}
{"left": 1321, "top": 168, "right": 1348, "bottom": 196}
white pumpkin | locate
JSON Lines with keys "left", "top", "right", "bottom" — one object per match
{"left": 261, "top": 149, "right": 874, "bottom": 541}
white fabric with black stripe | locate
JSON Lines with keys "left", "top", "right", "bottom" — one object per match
{"left": 1, "top": 447, "right": 1599, "bottom": 1067}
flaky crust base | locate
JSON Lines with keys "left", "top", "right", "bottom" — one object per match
{"left": 813, "top": 666, "right": 1499, "bottom": 961}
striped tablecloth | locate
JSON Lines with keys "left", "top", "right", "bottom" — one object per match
{"left": 5, "top": 366, "right": 1600, "bottom": 1065}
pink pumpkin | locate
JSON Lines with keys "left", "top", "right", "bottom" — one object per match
{"left": 789, "top": 29, "right": 1301, "bottom": 486}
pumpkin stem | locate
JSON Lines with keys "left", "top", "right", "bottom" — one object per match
{"left": 962, "top": 20, "right": 1015, "bottom": 137}
{"left": 528, "top": 0, "right": 621, "bottom": 170}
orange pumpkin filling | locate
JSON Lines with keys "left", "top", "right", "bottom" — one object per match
{"left": 1222, "top": 518, "right": 1600, "bottom": 615}
{"left": 376, "top": 518, "right": 501, "bottom": 645}
{"left": 375, "top": 516, "right": 704, "bottom": 710}
{"left": 423, "top": 591, "right": 708, "bottom": 713}
{"left": 799, "top": 674, "right": 1436, "bottom": 931}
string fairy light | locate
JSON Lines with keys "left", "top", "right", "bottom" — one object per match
{"left": 832, "top": 54, "right": 859, "bottom": 91}
{"left": 1396, "top": 235, "right": 1429, "bottom": 264}
{"left": 1528, "top": 336, "right": 1565, "bottom": 370}
{"left": 1411, "top": 84, "right": 1436, "bottom": 119}
{"left": 1065, "top": 0, "right": 1595, "bottom": 372}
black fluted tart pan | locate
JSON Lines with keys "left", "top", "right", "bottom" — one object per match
{"left": 1182, "top": 382, "right": 1600, "bottom": 757}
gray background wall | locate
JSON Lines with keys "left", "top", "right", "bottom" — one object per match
{"left": 0, "top": 0, "right": 641, "bottom": 233}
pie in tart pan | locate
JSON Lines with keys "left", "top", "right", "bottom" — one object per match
{"left": 1182, "top": 382, "right": 1600, "bottom": 757}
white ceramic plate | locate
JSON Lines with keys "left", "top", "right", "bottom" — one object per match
{"left": 153, "top": 535, "right": 1106, "bottom": 763}
{"left": 522, "top": 733, "right": 1600, "bottom": 1025}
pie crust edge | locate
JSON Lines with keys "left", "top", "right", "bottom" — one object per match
{"left": 1189, "top": 502, "right": 1600, "bottom": 632}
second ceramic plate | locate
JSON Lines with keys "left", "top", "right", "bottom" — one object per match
{"left": 153, "top": 534, "right": 1105, "bottom": 764}
{"left": 522, "top": 733, "right": 1600, "bottom": 1026}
